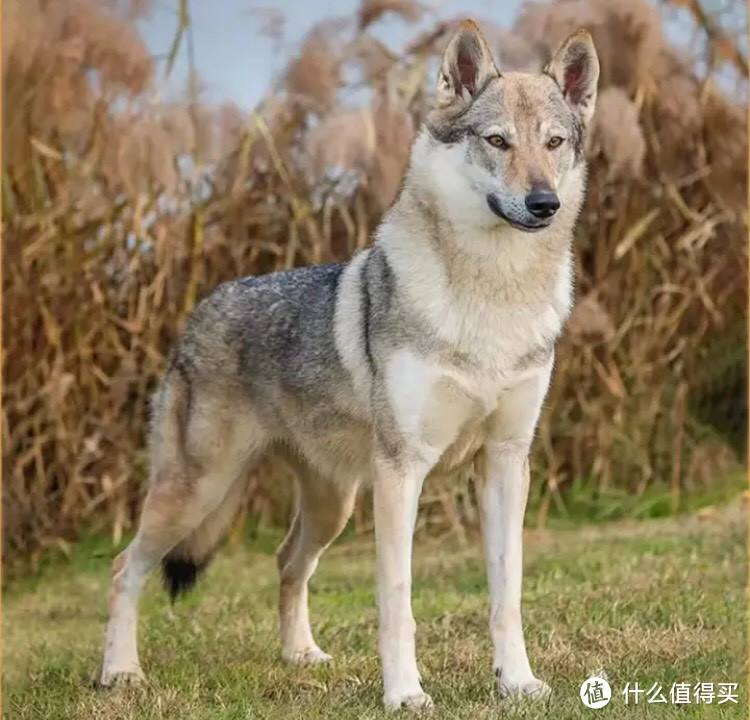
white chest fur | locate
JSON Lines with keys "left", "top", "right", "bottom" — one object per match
{"left": 382, "top": 219, "right": 573, "bottom": 377}
{"left": 378, "top": 214, "right": 571, "bottom": 462}
{"left": 385, "top": 346, "right": 554, "bottom": 468}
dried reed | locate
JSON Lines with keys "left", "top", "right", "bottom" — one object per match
{"left": 2, "top": 0, "right": 746, "bottom": 568}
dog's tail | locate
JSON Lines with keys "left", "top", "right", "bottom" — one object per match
{"left": 153, "top": 349, "right": 256, "bottom": 603}
{"left": 161, "top": 471, "right": 249, "bottom": 602}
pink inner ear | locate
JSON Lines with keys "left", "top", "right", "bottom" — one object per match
{"left": 564, "top": 54, "right": 586, "bottom": 104}
{"left": 457, "top": 50, "right": 477, "bottom": 93}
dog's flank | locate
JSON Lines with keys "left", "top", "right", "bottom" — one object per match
{"left": 100, "top": 19, "right": 599, "bottom": 710}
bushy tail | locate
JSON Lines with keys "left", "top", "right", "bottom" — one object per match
{"left": 161, "top": 472, "right": 249, "bottom": 602}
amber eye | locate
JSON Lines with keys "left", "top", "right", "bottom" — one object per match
{"left": 547, "top": 136, "right": 564, "bottom": 149}
{"left": 486, "top": 135, "right": 509, "bottom": 150}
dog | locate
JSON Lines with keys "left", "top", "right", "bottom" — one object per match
{"left": 100, "top": 20, "right": 599, "bottom": 710}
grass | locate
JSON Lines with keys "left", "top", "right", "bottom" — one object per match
{"left": 3, "top": 498, "right": 748, "bottom": 719}
{"left": 525, "top": 471, "right": 749, "bottom": 528}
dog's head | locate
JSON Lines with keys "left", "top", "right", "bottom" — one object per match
{"left": 418, "top": 20, "right": 599, "bottom": 233}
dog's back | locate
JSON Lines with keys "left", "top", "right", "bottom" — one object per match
{"left": 171, "top": 262, "right": 349, "bottom": 418}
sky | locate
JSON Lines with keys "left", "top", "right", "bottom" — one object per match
{"left": 137, "top": 0, "right": 525, "bottom": 110}
{"left": 136, "top": 1, "right": 747, "bottom": 110}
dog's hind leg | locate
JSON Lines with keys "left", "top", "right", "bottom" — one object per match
{"left": 100, "top": 474, "right": 202, "bottom": 687}
{"left": 101, "top": 466, "right": 255, "bottom": 687}
{"left": 276, "top": 469, "right": 358, "bottom": 664}
{"left": 100, "top": 372, "right": 265, "bottom": 687}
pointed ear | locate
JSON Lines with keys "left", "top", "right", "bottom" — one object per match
{"left": 545, "top": 29, "right": 599, "bottom": 125}
{"left": 436, "top": 20, "right": 499, "bottom": 107}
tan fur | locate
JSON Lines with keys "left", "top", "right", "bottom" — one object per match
{"left": 497, "top": 76, "right": 563, "bottom": 191}
{"left": 411, "top": 194, "right": 570, "bottom": 306}
{"left": 277, "top": 467, "right": 359, "bottom": 663}
{"left": 107, "top": 552, "right": 126, "bottom": 617}
{"left": 169, "top": 473, "right": 250, "bottom": 565}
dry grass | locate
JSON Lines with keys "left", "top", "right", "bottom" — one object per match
{"left": 2, "top": 0, "right": 747, "bottom": 566}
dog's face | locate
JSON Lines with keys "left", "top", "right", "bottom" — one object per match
{"left": 422, "top": 21, "right": 599, "bottom": 232}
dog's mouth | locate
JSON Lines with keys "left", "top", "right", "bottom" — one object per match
{"left": 486, "top": 195, "right": 551, "bottom": 233}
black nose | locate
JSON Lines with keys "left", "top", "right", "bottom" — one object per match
{"left": 525, "top": 189, "right": 560, "bottom": 219}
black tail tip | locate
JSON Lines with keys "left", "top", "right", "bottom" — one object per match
{"left": 161, "top": 555, "right": 204, "bottom": 603}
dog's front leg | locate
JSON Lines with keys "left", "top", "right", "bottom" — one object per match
{"left": 373, "top": 451, "right": 433, "bottom": 711}
{"left": 481, "top": 447, "right": 549, "bottom": 700}
{"left": 481, "top": 366, "right": 553, "bottom": 701}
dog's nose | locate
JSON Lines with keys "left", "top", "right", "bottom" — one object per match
{"left": 525, "top": 189, "right": 560, "bottom": 219}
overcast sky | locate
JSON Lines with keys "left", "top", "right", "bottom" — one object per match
{"left": 136, "top": 1, "right": 746, "bottom": 109}
{"left": 138, "top": 0, "right": 526, "bottom": 109}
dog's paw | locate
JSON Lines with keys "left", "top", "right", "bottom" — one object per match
{"left": 99, "top": 666, "right": 145, "bottom": 689}
{"left": 497, "top": 670, "right": 551, "bottom": 701}
{"left": 384, "top": 690, "right": 434, "bottom": 712}
{"left": 283, "top": 646, "right": 332, "bottom": 665}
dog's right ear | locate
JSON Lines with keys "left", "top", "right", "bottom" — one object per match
{"left": 436, "top": 20, "right": 499, "bottom": 107}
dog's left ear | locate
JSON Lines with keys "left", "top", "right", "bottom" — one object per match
{"left": 436, "top": 20, "right": 499, "bottom": 107}
{"left": 545, "top": 29, "right": 599, "bottom": 125}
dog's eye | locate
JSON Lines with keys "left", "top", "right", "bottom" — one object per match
{"left": 547, "top": 136, "right": 564, "bottom": 149}
{"left": 486, "top": 135, "right": 509, "bottom": 150}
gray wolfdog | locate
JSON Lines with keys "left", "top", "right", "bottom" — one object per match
{"left": 101, "top": 20, "right": 599, "bottom": 710}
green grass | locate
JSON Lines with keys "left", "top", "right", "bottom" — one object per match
{"left": 526, "top": 471, "right": 749, "bottom": 527}
{"left": 3, "top": 499, "right": 748, "bottom": 719}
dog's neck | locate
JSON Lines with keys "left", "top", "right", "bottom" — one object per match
{"left": 380, "top": 175, "right": 573, "bottom": 312}
{"left": 375, "top": 180, "right": 574, "bottom": 368}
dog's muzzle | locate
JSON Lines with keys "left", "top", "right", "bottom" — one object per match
{"left": 486, "top": 193, "right": 553, "bottom": 232}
